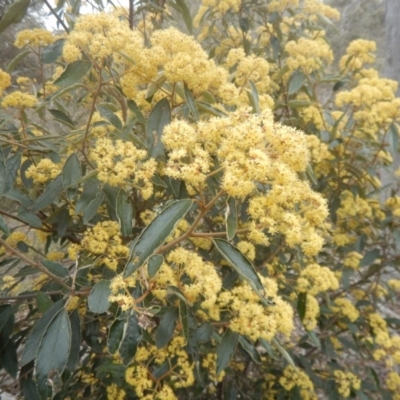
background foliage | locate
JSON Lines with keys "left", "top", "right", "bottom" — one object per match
{"left": 0, "top": 0, "right": 400, "bottom": 399}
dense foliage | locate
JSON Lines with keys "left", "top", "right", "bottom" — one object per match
{"left": 0, "top": 0, "right": 400, "bottom": 399}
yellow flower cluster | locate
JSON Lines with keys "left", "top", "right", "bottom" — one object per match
{"left": 106, "top": 383, "right": 125, "bottom": 400}
{"left": 1, "top": 275, "right": 16, "bottom": 291}
{"left": 302, "top": 0, "right": 340, "bottom": 21}
{"left": 388, "top": 279, "right": 400, "bottom": 292}
{"left": 386, "top": 372, "right": 400, "bottom": 397}
{"left": 219, "top": 276, "right": 293, "bottom": 341}
{"left": 90, "top": 138, "right": 156, "bottom": 199}
{"left": 26, "top": 159, "right": 61, "bottom": 184}
{"left": 63, "top": 13, "right": 141, "bottom": 63}
{"left": 14, "top": 29, "right": 54, "bottom": 48}
{"left": 68, "top": 221, "right": 129, "bottom": 270}
{"left": 337, "top": 191, "right": 373, "bottom": 224}
{"left": 297, "top": 264, "right": 339, "bottom": 295}
{"left": 268, "top": 0, "right": 299, "bottom": 13}
{"left": 332, "top": 297, "right": 359, "bottom": 322}
{"left": 385, "top": 196, "right": 400, "bottom": 218}
{"left": 1, "top": 91, "right": 36, "bottom": 108}
{"left": 343, "top": 251, "right": 363, "bottom": 270}
{"left": 0, "top": 69, "right": 11, "bottom": 93}
{"left": 333, "top": 370, "right": 361, "bottom": 398}
{"left": 151, "top": 248, "right": 222, "bottom": 319}
{"left": 279, "top": 366, "right": 316, "bottom": 400}
{"left": 285, "top": 37, "right": 333, "bottom": 74}
{"left": 125, "top": 336, "right": 194, "bottom": 398}
{"left": 339, "top": 40, "right": 376, "bottom": 72}
{"left": 303, "top": 294, "right": 319, "bottom": 331}
{"left": 202, "top": 0, "right": 241, "bottom": 13}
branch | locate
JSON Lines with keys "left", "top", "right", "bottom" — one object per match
{"left": 0, "top": 237, "right": 71, "bottom": 291}
{"left": 43, "top": 0, "right": 70, "bottom": 34}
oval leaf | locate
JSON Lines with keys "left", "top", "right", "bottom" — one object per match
{"left": 53, "top": 60, "right": 92, "bottom": 87}
{"left": 225, "top": 197, "right": 237, "bottom": 241}
{"left": 217, "top": 329, "right": 238, "bottom": 375}
{"left": 88, "top": 280, "right": 111, "bottom": 314}
{"left": 288, "top": 71, "right": 305, "bottom": 95}
{"left": 124, "top": 199, "right": 193, "bottom": 277}
{"left": 41, "top": 260, "right": 69, "bottom": 278}
{"left": 62, "top": 153, "right": 81, "bottom": 189}
{"left": 119, "top": 313, "right": 142, "bottom": 365}
{"left": 156, "top": 307, "right": 179, "bottom": 349}
{"left": 108, "top": 319, "right": 125, "bottom": 355}
{"left": 116, "top": 190, "right": 133, "bottom": 237}
{"left": 213, "top": 239, "right": 265, "bottom": 298}
{"left": 147, "top": 254, "right": 164, "bottom": 278}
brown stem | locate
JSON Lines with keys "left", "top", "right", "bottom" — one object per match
{"left": 43, "top": 0, "right": 70, "bottom": 33}
{"left": 0, "top": 237, "right": 71, "bottom": 291}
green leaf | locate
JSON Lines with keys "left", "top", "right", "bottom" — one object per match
{"left": 17, "top": 211, "right": 42, "bottom": 228}
{"left": 88, "top": 280, "right": 111, "bottom": 314}
{"left": 36, "top": 309, "right": 71, "bottom": 398}
{"left": 36, "top": 292, "right": 53, "bottom": 313}
{"left": 75, "top": 179, "right": 100, "bottom": 214}
{"left": 83, "top": 191, "right": 105, "bottom": 224}
{"left": 108, "top": 319, "right": 125, "bottom": 354}
{"left": 179, "top": 300, "right": 189, "bottom": 343}
{"left": 272, "top": 337, "right": 296, "bottom": 367}
{"left": 22, "top": 299, "right": 67, "bottom": 366}
{"left": 7, "top": 49, "right": 31, "bottom": 72}
{"left": 238, "top": 336, "right": 261, "bottom": 364}
{"left": 196, "top": 101, "right": 227, "bottom": 117}
{"left": 0, "top": 152, "right": 21, "bottom": 195}
{"left": 97, "top": 104, "right": 123, "bottom": 131}
{"left": 147, "top": 98, "right": 171, "bottom": 159}
{"left": 66, "top": 310, "right": 81, "bottom": 372}
{"left": 287, "top": 99, "right": 311, "bottom": 108}
{"left": 216, "top": 329, "right": 238, "bottom": 375}
{"left": 53, "top": 60, "right": 92, "bottom": 87}
{"left": 0, "top": 305, "right": 11, "bottom": 331}
{"left": 116, "top": 190, "right": 133, "bottom": 237}
{"left": 288, "top": 71, "right": 305, "bottom": 95}
{"left": 298, "top": 292, "right": 307, "bottom": 321}
{"left": 0, "top": 215, "right": 10, "bottom": 236}
{"left": 32, "top": 175, "right": 64, "bottom": 212}
{"left": 360, "top": 249, "right": 380, "bottom": 267}
{"left": 127, "top": 99, "right": 146, "bottom": 124}
{"left": 147, "top": 254, "right": 164, "bottom": 278}
{"left": 156, "top": 307, "right": 179, "bottom": 349}
{"left": 184, "top": 83, "right": 199, "bottom": 121}
{"left": 0, "top": 0, "right": 30, "bottom": 34}
{"left": 225, "top": 197, "right": 237, "bottom": 241}
{"left": 124, "top": 199, "right": 193, "bottom": 277}
{"left": 41, "top": 260, "right": 69, "bottom": 279}
{"left": 175, "top": 0, "right": 193, "bottom": 33}
{"left": 0, "top": 339, "right": 18, "bottom": 378}
{"left": 49, "top": 108, "right": 75, "bottom": 128}
{"left": 119, "top": 313, "right": 142, "bottom": 365}
{"left": 57, "top": 208, "right": 70, "bottom": 237}
{"left": 388, "top": 123, "right": 399, "bottom": 156}
{"left": 247, "top": 80, "right": 260, "bottom": 114}
{"left": 189, "top": 322, "right": 213, "bottom": 347}
{"left": 213, "top": 239, "right": 266, "bottom": 300}
{"left": 41, "top": 39, "right": 65, "bottom": 64}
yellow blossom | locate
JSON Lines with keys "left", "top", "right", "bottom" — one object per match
{"left": 2, "top": 91, "right": 36, "bottom": 108}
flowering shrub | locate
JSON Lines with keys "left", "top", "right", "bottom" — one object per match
{"left": 0, "top": 0, "right": 399, "bottom": 399}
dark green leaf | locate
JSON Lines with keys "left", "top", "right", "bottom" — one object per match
{"left": 22, "top": 379, "right": 40, "bottom": 400}
{"left": 53, "top": 60, "right": 92, "bottom": 87}
{"left": 189, "top": 322, "right": 213, "bottom": 347}
{"left": 148, "top": 254, "right": 164, "bottom": 278}
{"left": 6, "top": 49, "right": 31, "bottom": 72}
{"left": 0, "top": 215, "right": 10, "bottom": 236}
{"left": 147, "top": 98, "right": 171, "bottom": 159}
{"left": 127, "top": 99, "right": 146, "bottom": 124}
{"left": 119, "top": 313, "right": 142, "bottom": 365}
{"left": 41, "top": 260, "right": 69, "bottom": 279}
{"left": 41, "top": 39, "right": 65, "bottom": 64}
{"left": 32, "top": 175, "right": 63, "bottom": 212}
{"left": 97, "top": 105, "right": 123, "bottom": 131}
{"left": 88, "top": 280, "right": 111, "bottom": 314}
{"left": 196, "top": 101, "right": 227, "bottom": 117}
{"left": 83, "top": 191, "right": 105, "bottom": 224}
{"left": 36, "top": 309, "right": 71, "bottom": 398}
{"left": 124, "top": 199, "right": 193, "bottom": 277}
{"left": 66, "top": 310, "right": 81, "bottom": 371}
{"left": 298, "top": 292, "right": 307, "bottom": 321}
{"left": 216, "top": 329, "right": 238, "bottom": 375}
{"left": 287, "top": 99, "right": 311, "bottom": 108}
{"left": 57, "top": 208, "right": 70, "bottom": 237}
{"left": 49, "top": 108, "right": 75, "bottom": 127}
{"left": 388, "top": 123, "right": 399, "bottom": 156}
{"left": 116, "top": 190, "right": 133, "bottom": 236}
{"left": 360, "top": 249, "right": 380, "bottom": 267}
{"left": 0, "top": 339, "right": 18, "bottom": 378}
{"left": 184, "top": 83, "right": 199, "bottom": 121}
{"left": 36, "top": 292, "right": 53, "bottom": 313}
{"left": 17, "top": 211, "right": 42, "bottom": 228}
{"left": 238, "top": 336, "right": 261, "bottom": 364}
{"left": 0, "top": 152, "right": 21, "bottom": 195}
{"left": 75, "top": 179, "right": 100, "bottom": 214}
{"left": 226, "top": 197, "right": 237, "bottom": 241}
{"left": 156, "top": 307, "right": 179, "bottom": 349}
{"left": 175, "top": 0, "right": 193, "bottom": 33}
{"left": 108, "top": 319, "right": 124, "bottom": 354}
{"left": 288, "top": 72, "right": 305, "bottom": 95}
{"left": 0, "top": 0, "right": 30, "bottom": 34}
{"left": 0, "top": 305, "right": 11, "bottom": 331}
{"left": 22, "top": 299, "right": 67, "bottom": 366}
{"left": 213, "top": 239, "right": 265, "bottom": 300}
{"left": 179, "top": 300, "right": 189, "bottom": 343}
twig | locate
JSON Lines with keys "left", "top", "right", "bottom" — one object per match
{"left": 43, "top": 0, "right": 70, "bottom": 34}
